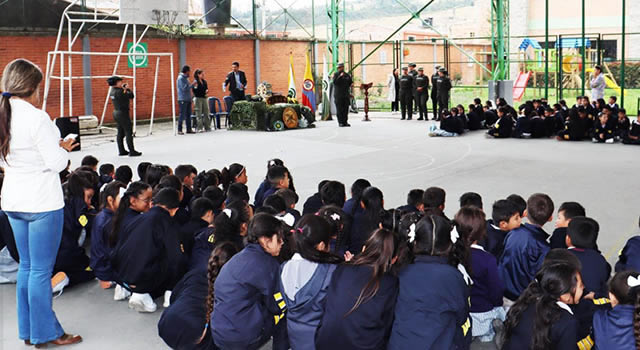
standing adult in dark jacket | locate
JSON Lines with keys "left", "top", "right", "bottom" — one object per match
{"left": 398, "top": 67, "right": 414, "bottom": 120}
{"left": 192, "top": 69, "right": 211, "bottom": 132}
{"left": 408, "top": 63, "right": 418, "bottom": 113}
{"left": 415, "top": 67, "right": 430, "bottom": 121}
{"left": 436, "top": 67, "right": 452, "bottom": 117}
{"left": 177, "top": 65, "right": 196, "bottom": 135}
{"left": 108, "top": 76, "right": 141, "bottom": 157}
{"left": 332, "top": 63, "right": 353, "bottom": 127}
{"left": 431, "top": 65, "right": 441, "bottom": 120}
{"left": 223, "top": 61, "right": 247, "bottom": 102}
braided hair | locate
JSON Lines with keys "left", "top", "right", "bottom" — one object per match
{"left": 205, "top": 242, "right": 239, "bottom": 324}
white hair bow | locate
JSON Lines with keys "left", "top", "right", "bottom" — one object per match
{"left": 408, "top": 223, "right": 416, "bottom": 243}
{"left": 330, "top": 213, "right": 341, "bottom": 221}
{"left": 457, "top": 264, "right": 474, "bottom": 286}
{"left": 451, "top": 226, "right": 460, "bottom": 244}
{"left": 627, "top": 275, "right": 640, "bottom": 288}
{"left": 118, "top": 187, "right": 126, "bottom": 198}
{"left": 222, "top": 209, "right": 232, "bottom": 218}
{"left": 276, "top": 213, "right": 296, "bottom": 227}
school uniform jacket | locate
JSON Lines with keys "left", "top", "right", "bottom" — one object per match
{"left": 396, "top": 204, "right": 420, "bottom": 214}
{"left": 470, "top": 246, "right": 503, "bottom": 313}
{"left": 158, "top": 267, "right": 214, "bottom": 350}
{"left": 593, "top": 304, "right": 636, "bottom": 350}
{"left": 615, "top": 236, "right": 640, "bottom": 273}
{"left": 441, "top": 116, "right": 464, "bottom": 134}
{"left": 315, "top": 265, "right": 398, "bottom": 350}
{"left": 211, "top": 243, "right": 285, "bottom": 348}
{"left": 592, "top": 122, "right": 614, "bottom": 140}
{"left": 490, "top": 115, "right": 514, "bottom": 138}
{"left": 302, "top": 192, "right": 323, "bottom": 215}
{"left": 481, "top": 220, "right": 507, "bottom": 259}
{"left": 254, "top": 179, "right": 270, "bottom": 208}
{"left": 549, "top": 227, "right": 568, "bottom": 249}
{"left": 348, "top": 211, "right": 379, "bottom": 254}
{"left": 568, "top": 248, "right": 611, "bottom": 298}
{"left": 55, "top": 196, "right": 91, "bottom": 273}
{"left": 89, "top": 208, "right": 115, "bottom": 281}
{"left": 499, "top": 223, "right": 550, "bottom": 300}
{"left": 503, "top": 303, "right": 578, "bottom": 350}
{"left": 279, "top": 254, "right": 337, "bottom": 350}
{"left": 0, "top": 211, "right": 18, "bottom": 262}
{"left": 179, "top": 218, "right": 210, "bottom": 258}
{"left": 388, "top": 255, "right": 471, "bottom": 350}
{"left": 111, "top": 206, "right": 186, "bottom": 292}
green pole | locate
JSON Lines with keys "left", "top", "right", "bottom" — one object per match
{"left": 330, "top": 0, "right": 339, "bottom": 71}
{"left": 252, "top": 0, "right": 257, "bottom": 35}
{"left": 621, "top": 0, "right": 626, "bottom": 108}
{"left": 491, "top": 1, "right": 495, "bottom": 75}
{"left": 544, "top": 0, "right": 549, "bottom": 99}
{"left": 581, "top": 0, "right": 585, "bottom": 96}
{"left": 496, "top": 0, "right": 505, "bottom": 80}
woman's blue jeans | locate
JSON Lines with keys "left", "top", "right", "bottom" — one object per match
{"left": 6, "top": 209, "right": 65, "bottom": 344}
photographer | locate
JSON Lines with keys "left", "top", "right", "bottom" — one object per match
{"left": 108, "top": 76, "right": 141, "bottom": 157}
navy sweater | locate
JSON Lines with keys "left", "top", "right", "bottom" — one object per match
{"left": 568, "top": 248, "right": 611, "bottom": 298}
{"left": 481, "top": 219, "right": 508, "bottom": 259}
{"left": 549, "top": 227, "right": 568, "bottom": 249}
{"left": 470, "top": 246, "right": 504, "bottom": 313}
{"left": 388, "top": 255, "right": 471, "bottom": 350}
{"left": 593, "top": 304, "right": 636, "bottom": 350}
{"left": 503, "top": 303, "right": 578, "bottom": 350}
{"left": 315, "top": 265, "right": 398, "bottom": 350}
{"left": 499, "top": 223, "right": 550, "bottom": 300}
{"left": 615, "top": 235, "right": 640, "bottom": 273}
{"left": 90, "top": 208, "right": 114, "bottom": 281}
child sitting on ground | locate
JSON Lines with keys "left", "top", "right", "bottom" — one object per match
{"left": 615, "top": 108, "right": 630, "bottom": 141}
{"left": 397, "top": 189, "right": 424, "bottom": 214}
{"left": 428, "top": 110, "right": 464, "bottom": 137}
{"left": 487, "top": 107, "right": 514, "bottom": 138}
{"left": 614, "top": 216, "right": 640, "bottom": 272}
{"left": 499, "top": 193, "right": 554, "bottom": 301}
{"left": 254, "top": 165, "right": 291, "bottom": 208}
{"left": 622, "top": 113, "right": 640, "bottom": 145}
{"left": 481, "top": 199, "right": 521, "bottom": 259}
{"left": 592, "top": 111, "right": 615, "bottom": 143}
{"left": 566, "top": 217, "right": 611, "bottom": 298}
{"left": 550, "top": 202, "right": 585, "bottom": 249}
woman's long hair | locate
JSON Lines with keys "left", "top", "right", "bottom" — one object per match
{"left": 347, "top": 228, "right": 400, "bottom": 315}
{"left": 502, "top": 263, "right": 580, "bottom": 350}
{"left": 108, "top": 181, "right": 150, "bottom": 247}
{"left": 205, "top": 242, "right": 239, "bottom": 324}
{"left": 292, "top": 214, "right": 343, "bottom": 264}
{"left": 0, "top": 59, "right": 44, "bottom": 162}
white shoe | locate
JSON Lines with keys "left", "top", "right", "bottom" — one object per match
{"left": 605, "top": 138, "right": 614, "bottom": 144}
{"left": 51, "top": 272, "right": 69, "bottom": 295}
{"left": 592, "top": 138, "right": 598, "bottom": 143}
{"left": 163, "top": 290, "right": 172, "bottom": 308}
{"left": 114, "top": 284, "right": 131, "bottom": 301}
{"left": 128, "top": 293, "right": 157, "bottom": 313}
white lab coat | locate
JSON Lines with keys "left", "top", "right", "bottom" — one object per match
{"left": 387, "top": 74, "right": 397, "bottom": 102}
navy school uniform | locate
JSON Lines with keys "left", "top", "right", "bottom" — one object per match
{"left": 189, "top": 226, "right": 245, "bottom": 271}
{"left": 211, "top": 243, "right": 288, "bottom": 350}
{"left": 484, "top": 110, "right": 499, "bottom": 126}
{"left": 488, "top": 114, "right": 514, "bottom": 138}
{"left": 253, "top": 179, "right": 270, "bottom": 208}
{"left": 179, "top": 218, "right": 210, "bottom": 258}
{"left": 55, "top": 196, "right": 94, "bottom": 286}
{"left": 279, "top": 255, "right": 337, "bottom": 350}
{"left": 559, "top": 116, "right": 587, "bottom": 141}
{"left": 388, "top": 255, "right": 471, "bottom": 350}
{"left": 592, "top": 304, "right": 636, "bottom": 350}
{"left": 568, "top": 247, "right": 611, "bottom": 298}
{"left": 498, "top": 223, "right": 550, "bottom": 301}
{"left": 0, "top": 211, "right": 19, "bottom": 262}
{"left": 89, "top": 208, "right": 115, "bottom": 282}
{"left": 348, "top": 211, "right": 379, "bottom": 255}
{"left": 503, "top": 303, "right": 578, "bottom": 350}
{"left": 467, "top": 110, "right": 484, "bottom": 130}
{"left": 615, "top": 235, "right": 640, "bottom": 273}
{"left": 480, "top": 219, "right": 508, "bottom": 259}
{"left": 110, "top": 206, "right": 186, "bottom": 297}
{"left": 302, "top": 192, "right": 323, "bottom": 216}
{"left": 513, "top": 115, "right": 531, "bottom": 138}
{"left": 572, "top": 296, "right": 611, "bottom": 341}
{"left": 441, "top": 115, "right": 465, "bottom": 135}
{"left": 622, "top": 120, "right": 640, "bottom": 145}
{"left": 550, "top": 227, "right": 568, "bottom": 249}
{"left": 529, "top": 116, "right": 547, "bottom": 138}
{"left": 616, "top": 116, "right": 631, "bottom": 139}
{"left": 315, "top": 264, "right": 398, "bottom": 350}
{"left": 592, "top": 122, "right": 615, "bottom": 142}
{"left": 158, "top": 267, "right": 217, "bottom": 350}
{"left": 396, "top": 204, "right": 420, "bottom": 214}
{"left": 470, "top": 245, "right": 503, "bottom": 313}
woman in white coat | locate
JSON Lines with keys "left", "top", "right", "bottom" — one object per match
{"left": 387, "top": 68, "right": 399, "bottom": 112}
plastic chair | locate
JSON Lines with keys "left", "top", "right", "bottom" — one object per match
{"left": 208, "top": 97, "right": 221, "bottom": 130}
{"left": 208, "top": 97, "right": 227, "bottom": 129}
{"left": 223, "top": 96, "right": 234, "bottom": 128}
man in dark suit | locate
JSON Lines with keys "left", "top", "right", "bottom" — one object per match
{"left": 223, "top": 61, "right": 247, "bottom": 101}
{"left": 431, "top": 65, "right": 441, "bottom": 120}
{"left": 332, "top": 62, "right": 353, "bottom": 127}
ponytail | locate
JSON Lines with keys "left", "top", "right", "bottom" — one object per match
{"left": 109, "top": 181, "right": 150, "bottom": 247}
{"left": 205, "top": 242, "right": 238, "bottom": 324}
{"left": 0, "top": 59, "right": 44, "bottom": 162}
{"left": 219, "top": 163, "right": 245, "bottom": 193}
{"left": 292, "top": 214, "right": 343, "bottom": 264}
{"left": 608, "top": 271, "right": 640, "bottom": 349}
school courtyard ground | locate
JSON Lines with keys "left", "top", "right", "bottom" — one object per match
{"left": 1, "top": 111, "right": 639, "bottom": 349}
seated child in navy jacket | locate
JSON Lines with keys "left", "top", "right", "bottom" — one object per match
{"left": 387, "top": 214, "right": 472, "bottom": 350}
{"left": 179, "top": 198, "right": 215, "bottom": 258}
{"left": 499, "top": 193, "right": 554, "bottom": 301}
{"left": 487, "top": 107, "right": 514, "bottom": 138}
{"left": 276, "top": 188, "right": 301, "bottom": 224}
{"left": 428, "top": 109, "right": 464, "bottom": 137}
{"left": 254, "top": 165, "right": 291, "bottom": 209}
{"left": 622, "top": 115, "right": 640, "bottom": 145}
{"left": 592, "top": 112, "right": 615, "bottom": 143}
{"left": 566, "top": 217, "right": 611, "bottom": 299}
{"left": 482, "top": 199, "right": 521, "bottom": 259}
{"left": 348, "top": 187, "right": 385, "bottom": 255}
{"left": 422, "top": 186, "right": 449, "bottom": 221}
{"left": 158, "top": 242, "right": 238, "bottom": 350}
{"left": 90, "top": 181, "right": 126, "bottom": 289}
{"left": 501, "top": 262, "right": 583, "bottom": 350}
{"left": 397, "top": 189, "right": 424, "bottom": 214}
{"left": 615, "top": 108, "right": 631, "bottom": 140}
{"left": 316, "top": 228, "right": 400, "bottom": 350}
{"left": 211, "top": 213, "right": 288, "bottom": 350}
{"left": 458, "top": 207, "right": 506, "bottom": 343}
{"left": 279, "top": 215, "right": 343, "bottom": 350}
{"left": 591, "top": 271, "right": 640, "bottom": 350}
{"left": 550, "top": 202, "right": 586, "bottom": 249}
{"left": 615, "top": 217, "right": 640, "bottom": 273}
{"left": 558, "top": 108, "right": 587, "bottom": 141}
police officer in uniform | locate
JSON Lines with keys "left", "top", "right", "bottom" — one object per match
{"left": 415, "top": 67, "right": 430, "bottom": 121}
{"left": 108, "top": 76, "right": 141, "bottom": 157}
{"left": 436, "top": 67, "right": 452, "bottom": 120}
{"left": 399, "top": 67, "right": 414, "bottom": 120}
{"left": 408, "top": 63, "right": 418, "bottom": 113}
{"left": 430, "top": 65, "right": 441, "bottom": 120}
{"left": 332, "top": 63, "right": 353, "bottom": 127}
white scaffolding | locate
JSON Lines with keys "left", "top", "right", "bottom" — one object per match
{"left": 42, "top": 0, "right": 177, "bottom": 136}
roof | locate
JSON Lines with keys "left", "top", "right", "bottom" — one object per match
{"left": 555, "top": 38, "right": 591, "bottom": 48}
{"left": 519, "top": 38, "right": 542, "bottom": 50}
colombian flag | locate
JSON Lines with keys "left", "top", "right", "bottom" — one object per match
{"left": 301, "top": 51, "right": 316, "bottom": 114}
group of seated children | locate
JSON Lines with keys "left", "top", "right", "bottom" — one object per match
{"left": 3, "top": 154, "right": 640, "bottom": 350}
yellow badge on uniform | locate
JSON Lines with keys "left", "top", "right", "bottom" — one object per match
{"left": 78, "top": 215, "right": 88, "bottom": 227}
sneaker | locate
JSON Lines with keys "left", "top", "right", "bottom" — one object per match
{"left": 177, "top": 131, "right": 184, "bottom": 135}
{"left": 592, "top": 138, "right": 598, "bottom": 143}
{"left": 99, "top": 280, "right": 115, "bottom": 289}
{"left": 51, "top": 272, "right": 69, "bottom": 295}
{"left": 114, "top": 284, "right": 131, "bottom": 301}
{"left": 428, "top": 132, "right": 436, "bottom": 137}
{"left": 605, "top": 138, "right": 614, "bottom": 144}
{"left": 163, "top": 290, "right": 172, "bottom": 308}
{"left": 128, "top": 293, "right": 157, "bottom": 313}
{"left": 128, "top": 151, "right": 142, "bottom": 157}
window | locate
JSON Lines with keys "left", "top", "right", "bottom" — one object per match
{"left": 380, "top": 51, "right": 387, "bottom": 64}
{"left": 407, "top": 35, "right": 416, "bottom": 42}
